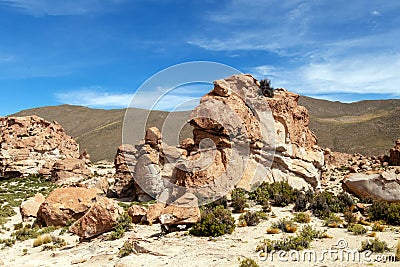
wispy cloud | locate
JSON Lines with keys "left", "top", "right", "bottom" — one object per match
{"left": 0, "top": 0, "right": 127, "bottom": 16}
{"left": 55, "top": 83, "right": 212, "bottom": 111}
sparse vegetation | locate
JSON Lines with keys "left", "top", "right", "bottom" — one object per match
{"left": 33, "top": 234, "right": 52, "bottom": 247}
{"left": 368, "top": 201, "right": 400, "bottom": 225}
{"left": 293, "top": 212, "right": 311, "bottom": 223}
{"left": 343, "top": 210, "right": 357, "bottom": 225}
{"left": 238, "top": 211, "right": 261, "bottom": 227}
{"left": 360, "top": 238, "right": 390, "bottom": 253}
{"left": 119, "top": 241, "right": 135, "bottom": 258}
{"left": 271, "top": 218, "right": 298, "bottom": 233}
{"left": 348, "top": 224, "right": 367, "bottom": 235}
{"left": 323, "top": 213, "right": 343, "bottom": 228}
{"left": 231, "top": 189, "right": 248, "bottom": 213}
{"left": 108, "top": 212, "right": 132, "bottom": 240}
{"left": 190, "top": 206, "right": 236, "bottom": 237}
{"left": 257, "top": 225, "right": 326, "bottom": 252}
{"left": 238, "top": 257, "right": 259, "bottom": 267}
{"left": 371, "top": 222, "right": 385, "bottom": 232}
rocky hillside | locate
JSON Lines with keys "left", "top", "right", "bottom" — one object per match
{"left": 11, "top": 97, "right": 399, "bottom": 162}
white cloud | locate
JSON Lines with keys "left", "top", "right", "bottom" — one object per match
{"left": 55, "top": 83, "right": 212, "bottom": 111}
{"left": 1, "top": 0, "right": 127, "bottom": 16}
{"left": 371, "top": 10, "right": 381, "bottom": 16}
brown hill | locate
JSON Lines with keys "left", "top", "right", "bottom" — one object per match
{"left": 12, "top": 96, "right": 399, "bottom": 161}
{"left": 13, "top": 105, "right": 191, "bottom": 162}
{"left": 298, "top": 97, "right": 400, "bottom": 156}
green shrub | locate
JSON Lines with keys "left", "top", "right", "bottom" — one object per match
{"left": 272, "top": 218, "right": 298, "bottom": 233}
{"left": 343, "top": 210, "right": 357, "bottom": 225}
{"left": 348, "top": 224, "right": 367, "bottom": 235}
{"left": 0, "top": 238, "right": 15, "bottom": 248}
{"left": 248, "top": 182, "right": 270, "bottom": 206}
{"left": 231, "top": 189, "right": 248, "bottom": 213}
{"left": 11, "top": 225, "right": 57, "bottom": 241}
{"left": 238, "top": 257, "right": 259, "bottom": 267}
{"left": 238, "top": 211, "right": 260, "bottom": 227}
{"left": 360, "top": 238, "right": 390, "bottom": 253}
{"left": 256, "top": 225, "right": 326, "bottom": 253}
{"left": 190, "top": 206, "right": 236, "bottom": 237}
{"left": 371, "top": 222, "right": 385, "bottom": 232}
{"left": 368, "top": 201, "right": 400, "bottom": 225}
{"left": 269, "top": 181, "right": 299, "bottom": 207}
{"left": 108, "top": 212, "right": 132, "bottom": 240}
{"left": 119, "top": 241, "right": 134, "bottom": 258}
{"left": 293, "top": 212, "right": 310, "bottom": 223}
{"left": 309, "top": 191, "right": 354, "bottom": 219}
{"left": 294, "top": 193, "right": 308, "bottom": 212}
{"left": 323, "top": 213, "right": 343, "bottom": 228}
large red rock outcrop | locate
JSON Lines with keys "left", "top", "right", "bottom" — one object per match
{"left": 111, "top": 74, "right": 324, "bottom": 204}
{"left": 0, "top": 115, "right": 80, "bottom": 178}
{"left": 37, "top": 187, "right": 99, "bottom": 226}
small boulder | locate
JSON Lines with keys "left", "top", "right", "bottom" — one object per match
{"left": 159, "top": 193, "right": 201, "bottom": 226}
{"left": 69, "top": 197, "right": 123, "bottom": 239}
{"left": 128, "top": 205, "right": 147, "bottom": 224}
{"left": 20, "top": 193, "right": 45, "bottom": 222}
{"left": 37, "top": 187, "right": 98, "bottom": 226}
{"left": 144, "top": 203, "right": 165, "bottom": 224}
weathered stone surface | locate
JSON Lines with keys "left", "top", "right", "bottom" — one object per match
{"left": 144, "top": 203, "right": 165, "bottom": 224}
{"left": 389, "top": 139, "right": 400, "bottom": 166}
{"left": 145, "top": 127, "right": 162, "bottom": 148}
{"left": 343, "top": 171, "right": 400, "bottom": 202}
{"left": 128, "top": 205, "right": 147, "bottom": 224}
{"left": 108, "top": 144, "right": 136, "bottom": 198}
{"left": 37, "top": 187, "right": 98, "bottom": 226}
{"left": 51, "top": 158, "right": 92, "bottom": 185}
{"left": 20, "top": 193, "right": 45, "bottom": 222}
{"left": 69, "top": 197, "right": 123, "bottom": 239}
{"left": 0, "top": 115, "right": 80, "bottom": 178}
{"left": 160, "top": 193, "right": 200, "bottom": 225}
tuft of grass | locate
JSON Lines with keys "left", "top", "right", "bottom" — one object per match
{"left": 323, "top": 213, "right": 343, "bottom": 228}
{"left": 266, "top": 228, "right": 279, "bottom": 234}
{"left": 32, "top": 234, "right": 52, "bottom": 247}
{"left": 271, "top": 218, "right": 298, "bottom": 233}
{"left": 293, "top": 212, "right": 311, "bottom": 223}
{"left": 371, "top": 222, "right": 385, "bottom": 232}
{"left": 238, "top": 257, "right": 259, "bottom": 267}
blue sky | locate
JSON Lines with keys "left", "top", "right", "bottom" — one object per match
{"left": 1, "top": 0, "right": 400, "bottom": 115}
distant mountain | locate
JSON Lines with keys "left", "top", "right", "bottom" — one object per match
{"left": 12, "top": 96, "right": 399, "bottom": 162}
{"left": 13, "top": 105, "right": 192, "bottom": 162}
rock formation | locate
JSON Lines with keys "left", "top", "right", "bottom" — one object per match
{"left": 51, "top": 158, "right": 92, "bottom": 185}
{"left": 389, "top": 139, "right": 400, "bottom": 166}
{"left": 0, "top": 115, "right": 80, "bottom": 178}
{"left": 37, "top": 187, "right": 99, "bottom": 226}
{"left": 111, "top": 74, "right": 324, "bottom": 204}
{"left": 69, "top": 197, "right": 123, "bottom": 239}
{"left": 343, "top": 171, "right": 400, "bottom": 202}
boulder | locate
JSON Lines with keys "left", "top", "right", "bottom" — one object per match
{"left": 37, "top": 187, "right": 99, "bottom": 226}
{"left": 20, "top": 193, "right": 45, "bottom": 222}
{"left": 343, "top": 171, "right": 400, "bottom": 202}
{"left": 69, "top": 197, "right": 123, "bottom": 239}
{"left": 144, "top": 203, "right": 165, "bottom": 224}
{"left": 109, "top": 144, "right": 137, "bottom": 198}
{"left": 51, "top": 158, "right": 92, "bottom": 185}
{"left": 0, "top": 116, "right": 80, "bottom": 178}
{"left": 159, "top": 193, "right": 201, "bottom": 225}
{"left": 389, "top": 139, "right": 400, "bottom": 166}
{"left": 145, "top": 127, "right": 162, "bottom": 148}
{"left": 128, "top": 205, "right": 148, "bottom": 224}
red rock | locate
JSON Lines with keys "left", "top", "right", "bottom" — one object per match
{"left": 37, "top": 187, "right": 99, "bottom": 226}
{"left": 69, "top": 197, "right": 123, "bottom": 239}
{"left": 159, "top": 193, "right": 200, "bottom": 225}
{"left": 128, "top": 205, "right": 147, "bottom": 224}
{"left": 20, "top": 193, "right": 45, "bottom": 222}
{"left": 144, "top": 203, "right": 165, "bottom": 224}
{"left": 51, "top": 158, "right": 92, "bottom": 185}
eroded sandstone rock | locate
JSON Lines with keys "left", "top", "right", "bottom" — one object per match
{"left": 69, "top": 197, "right": 123, "bottom": 239}
{"left": 37, "top": 187, "right": 99, "bottom": 226}
{"left": 0, "top": 116, "right": 80, "bottom": 178}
